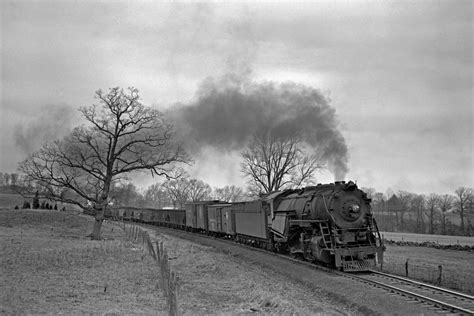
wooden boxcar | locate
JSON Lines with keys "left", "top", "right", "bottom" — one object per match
{"left": 185, "top": 201, "right": 221, "bottom": 231}
{"left": 140, "top": 208, "right": 155, "bottom": 223}
{"left": 122, "top": 208, "right": 132, "bottom": 221}
{"left": 167, "top": 209, "right": 186, "bottom": 228}
{"left": 185, "top": 203, "right": 197, "bottom": 230}
{"left": 208, "top": 203, "right": 233, "bottom": 234}
{"left": 221, "top": 205, "right": 236, "bottom": 235}
{"left": 104, "top": 207, "right": 113, "bottom": 219}
{"left": 133, "top": 208, "right": 142, "bottom": 222}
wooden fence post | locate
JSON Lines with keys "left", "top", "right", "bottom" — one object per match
{"left": 147, "top": 234, "right": 157, "bottom": 260}
{"left": 437, "top": 265, "right": 442, "bottom": 285}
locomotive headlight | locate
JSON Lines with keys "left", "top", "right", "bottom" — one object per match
{"left": 341, "top": 200, "right": 363, "bottom": 221}
{"left": 349, "top": 204, "right": 360, "bottom": 214}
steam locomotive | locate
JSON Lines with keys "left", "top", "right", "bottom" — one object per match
{"left": 106, "top": 181, "right": 384, "bottom": 272}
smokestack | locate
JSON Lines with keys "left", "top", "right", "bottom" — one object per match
{"left": 167, "top": 74, "right": 349, "bottom": 179}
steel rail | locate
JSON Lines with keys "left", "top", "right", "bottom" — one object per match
{"left": 347, "top": 272, "right": 474, "bottom": 315}
{"left": 368, "top": 269, "right": 474, "bottom": 301}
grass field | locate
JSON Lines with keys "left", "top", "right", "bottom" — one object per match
{"left": 381, "top": 231, "right": 474, "bottom": 246}
{"left": 0, "top": 209, "right": 166, "bottom": 314}
{"left": 380, "top": 244, "right": 474, "bottom": 294}
{"left": 0, "top": 193, "right": 27, "bottom": 209}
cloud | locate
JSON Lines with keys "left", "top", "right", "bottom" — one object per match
{"left": 13, "top": 104, "right": 78, "bottom": 155}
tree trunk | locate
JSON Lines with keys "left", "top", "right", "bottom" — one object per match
{"left": 90, "top": 207, "right": 105, "bottom": 240}
{"left": 91, "top": 173, "right": 112, "bottom": 240}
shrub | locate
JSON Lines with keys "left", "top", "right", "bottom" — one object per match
{"left": 32, "top": 191, "right": 40, "bottom": 209}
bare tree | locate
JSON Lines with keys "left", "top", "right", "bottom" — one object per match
{"left": 3, "top": 173, "right": 10, "bottom": 186}
{"left": 426, "top": 194, "right": 440, "bottom": 234}
{"left": 10, "top": 173, "right": 19, "bottom": 187}
{"left": 143, "top": 183, "right": 173, "bottom": 208}
{"left": 214, "top": 185, "right": 244, "bottom": 202}
{"left": 187, "top": 179, "right": 212, "bottom": 202}
{"left": 109, "top": 182, "right": 145, "bottom": 207}
{"left": 411, "top": 194, "right": 426, "bottom": 233}
{"left": 455, "top": 187, "right": 472, "bottom": 235}
{"left": 397, "top": 191, "right": 412, "bottom": 227}
{"left": 241, "top": 133, "right": 324, "bottom": 194}
{"left": 162, "top": 175, "right": 212, "bottom": 208}
{"left": 438, "top": 194, "right": 455, "bottom": 235}
{"left": 162, "top": 178, "right": 191, "bottom": 209}
{"left": 19, "top": 87, "right": 188, "bottom": 239}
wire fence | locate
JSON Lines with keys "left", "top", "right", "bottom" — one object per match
{"left": 123, "top": 222, "right": 179, "bottom": 316}
{"left": 378, "top": 259, "right": 474, "bottom": 295}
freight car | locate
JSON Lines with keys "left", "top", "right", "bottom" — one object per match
{"left": 105, "top": 181, "right": 383, "bottom": 272}
{"left": 110, "top": 207, "right": 186, "bottom": 228}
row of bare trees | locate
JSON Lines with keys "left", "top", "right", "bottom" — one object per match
{"left": 367, "top": 187, "right": 474, "bottom": 236}
{"left": 109, "top": 176, "right": 246, "bottom": 209}
{"left": 0, "top": 172, "right": 36, "bottom": 190}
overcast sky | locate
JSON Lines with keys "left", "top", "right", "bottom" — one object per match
{"left": 1, "top": 0, "right": 472, "bottom": 195}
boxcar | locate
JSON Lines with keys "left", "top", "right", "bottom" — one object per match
{"left": 133, "top": 208, "right": 142, "bottom": 222}
{"left": 168, "top": 209, "right": 186, "bottom": 228}
{"left": 234, "top": 200, "right": 268, "bottom": 240}
{"left": 185, "top": 203, "right": 197, "bottom": 230}
{"left": 122, "top": 208, "right": 132, "bottom": 221}
{"left": 152, "top": 209, "right": 165, "bottom": 225}
{"left": 140, "top": 209, "right": 155, "bottom": 223}
{"left": 108, "top": 208, "right": 119, "bottom": 220}
{"left": 222, "top": 205, "right": 236, "bottom": 235}
{"left": 116, "top": 208, "right": 125, "bottom": 220}
{"left": 208, "top": 203, "right": 232, "bottom": 234}
{"left": 104, "top": 207, "right": 113, "bottom": 219}
{"left": 185, "top": 201, "right": 222, "bottom": 231}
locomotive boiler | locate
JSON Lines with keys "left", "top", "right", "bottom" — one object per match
{"left": 264, "top": 181, "right": 384, "bottom": 271}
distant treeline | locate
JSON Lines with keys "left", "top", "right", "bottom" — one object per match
{"left": 361, "top": 187, "right": 474, "bottom": 237}
{"left": 2, "top": 171, "right": 472, "bottom": 236}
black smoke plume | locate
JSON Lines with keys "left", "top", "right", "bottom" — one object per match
{"left": 168, "top": 75, "right": 349, "bottom": 179}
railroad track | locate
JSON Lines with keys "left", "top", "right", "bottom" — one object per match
{"left": 346, "top": 270, "right": 474, "bottom": 315}
{"left": 135, "top": 221, "right": 474, "bottom": 315}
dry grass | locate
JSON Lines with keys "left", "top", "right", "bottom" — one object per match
{"left": 0, "top": 193, "right": 26, "bottom": 210}
{"left": 143, "top": 229, "right": 348, "bottom": 315}
{"left": 0, "top": 209, "right": 166, "bottom": 315}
